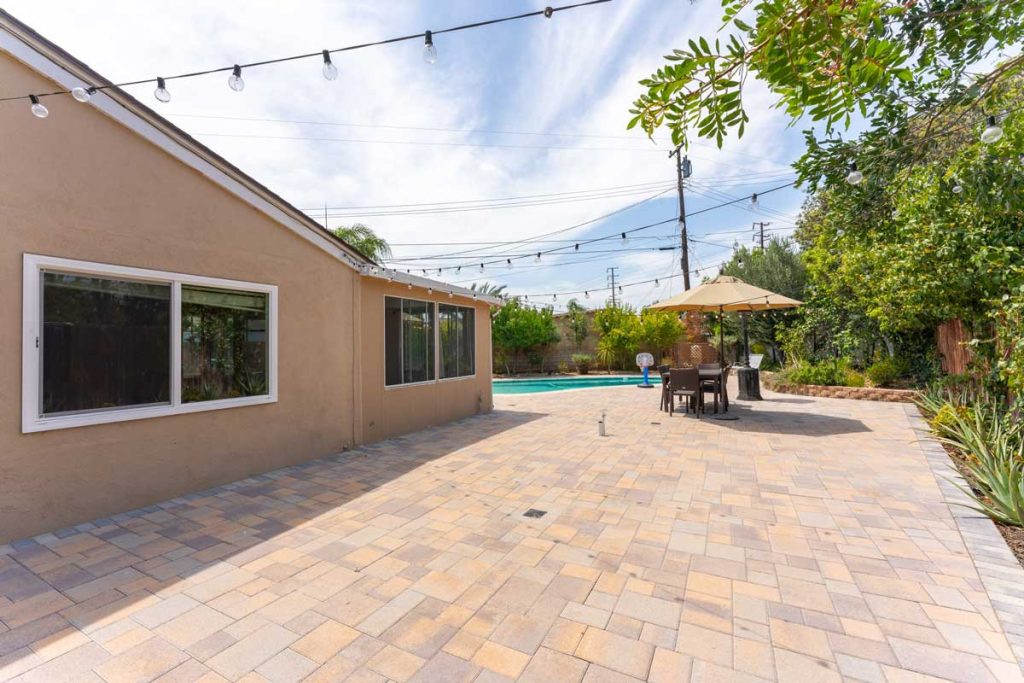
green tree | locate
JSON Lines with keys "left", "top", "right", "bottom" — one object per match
{"left": 491, "top": 299, "right": 559, "bottom": 375}
{"left": 630, "top": 0, "right": 1024, "bottom": 149}
{"left": 593, "top": 303, "right": 638, "bottom": 371}
{"left": 633, "top": 309, "right": 686, "bottom": 359}
{"left": 565, "top": 299, "right": 590, "bottom": 350}
{"left": 721, "top": 237, "right": 806, "bottom": 364}
{"left": 332, "top": 223, "right": 392, "bottom": 263}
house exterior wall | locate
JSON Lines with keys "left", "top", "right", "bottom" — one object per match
{"left": 0, "top": 53, "right": 368, "bottom": 542}
{"left": 358, "top": 279, "right": 494, "bottom": 443}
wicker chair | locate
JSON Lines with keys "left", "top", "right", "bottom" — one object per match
{"left": 668, "top": 368, "right": 703, "bottom": 418}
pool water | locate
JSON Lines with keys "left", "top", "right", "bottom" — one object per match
{"left": 493, "top": 375, "right": 662, "bottom": 394}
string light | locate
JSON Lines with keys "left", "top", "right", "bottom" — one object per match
{"left": 1, "top": 3, "right": 611, "bottom": 110}
{"left": 438, "top": 268, "right": 443, "bottom": 275}
{"left": 621, "top": 232, "right": 628, "bottom": 245}
{"left": 750, "top": 192, "right": 758, "bottom": 207}
{"left": 535, "top": 252, "right": 542, "bottom": 263}
{"left": 321, "top": 50, "right": 339, "bottom": 81}
{"left": 423, "top": 31, "right": 438, "bottom": 64}
{"left": 585, "top": 291, "right": 590, "bottom": 299}
{"left": 507, "top": 258, "right": 513, "bottom": 269}
{"left": 448, "top": 291, "right": 454, "bottom": 298}
{"left": 479, "top": 263, "right": 485, "bottom": 273}
{"left": 154, "top": 77, "right": 171, "bottom": 103}
{"left": 407, "top": 282, "right": 413, "bottom": 290}
{"left": 29, "top": 95, "right": 47, "bottom": 118}
{"left": 428, "top": 287, "right": 433, "bottom": 295}
{"left": 981, "top": 115, "right": 1004, "bottom": 144}
{"left": 654, "top": 279, "right": 660, "bottom": 287}
{"left": 574, "top": 243, "right": 580, "bottom": 251}
{"left": 71, "top": 86, "right": 94, "bottom": 103}
{"left": 228, "top": 65, "right": 245, "bottom": 92}
{"left": 846, "top": 162, "right": 864, "bottom": 185}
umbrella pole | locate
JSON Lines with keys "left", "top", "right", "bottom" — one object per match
{"left": 718, "top": 306, "right": 724, "bottom": 365}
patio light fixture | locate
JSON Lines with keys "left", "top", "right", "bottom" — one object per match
{"left": 29, "top": 95, "right": 48, "bottom": 118}
{"left": 981, "top": 116, "right": 1004, "bottom": 144}
{"left": 154, "top": 77, "right": 171, "bottom": 103}
{"left": 846, "top": 162, "right": 864, "bottom": 185}
{"left": 71, "top": 86, "right": 95, "bottom": 103}
{"left": 228, "top": 65, "right": 245, "bottom": 92}
{"left": 535, "top": 252, "right": 542, "bottom": 263}
{"left": 321, "top": 50, "right": 338, "bottom": 81}
{"left": 423, "top": 31, "right": 438, "bottom": 63}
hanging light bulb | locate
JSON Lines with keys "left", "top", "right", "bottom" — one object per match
{"left": 552, "top": 293, "right": 557, "bottom": 301}
{"left": 228, "top": 64, "right": 245, "bottom": 92}
{"left": 506, "top": 258, "right": 513, "bottom": 270}
{"left": 448, "top": 291, "right": 454, "bottom": 298}
{"left": 407, "top": 282, "right": 413, "bottom": 290}
{"left": 952, "top": 181, "right": 963, "bottom": 194}
{"left": 654, "top": 279, "right": 660, "bottom": 287}
{"left": 387, "top": 272, "right": 394, "bottom": 282}
{"left": 750, "top": 193, "right": 758, "bottom": 207}
{"left": 621, "top": 232, "right": 628, "bottom": 245}
{"left": 574, "top": 243, "right": 580, "bottom": 251}
{"left": 544, "top": 6, "right": 554, "bottom": 18}
{"left": 456, "top": 266, "right": 461, "bottom": 274}
{"left": 423, "top": 31, "right": 438, "bottom": 64}
{"left": 437, "top": 268, "right": 442, "bottom": 275}
{"left": 479, "top": 263, "right": 485, "bottom": 273}
{"left": 321, "top": 50, "right": 339, "bottom": 81}
{"left": 154, "top": 77, "right": 171, "bottom": 103}
{"left": 846, "top": 162, "right": 864, "bottom": 185}
{"left": 981, "top": 115, "right": 1004, "bottom": 144}
{"left": 535, "top": 252, "right": 541, "bottom": 263}
{"left": 71, "top": 86, "right": 94, "bottom": 103}
{"left": 427, "top": 287, "right": 433, "bottom": 295}
{"left": 585, "top": 291, "right": 590, "bottom": 299}
{"left": 473, "top": 294, "right": 478, "bottom": 301}
{"left": 29, "top": 95, "right": 48, "bottom": 118}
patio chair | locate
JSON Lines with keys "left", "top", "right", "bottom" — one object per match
{"left": 669, "top": 368, "right": 703, "bottom": 418}
{"left": 658, "top": 364, "right": 671, "bottom": 411}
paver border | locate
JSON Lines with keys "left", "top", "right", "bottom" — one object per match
{"left": 905, "top": 403, "right": 1024, "bottom": 670}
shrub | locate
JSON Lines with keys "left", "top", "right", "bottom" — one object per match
{"left": 844, "top": 370, "right": 867, "bottom": 387}
{"left": 783, "top": 359, "right": 853, "bottom": 386}
{"left": 929, "top": 403, "right": 972, "bottom": 436}
{"left": 572, "top": 353, "right": 592, "bottom": 374}
{"left": 866, "top": 358, "right": 908, "bottom": 387}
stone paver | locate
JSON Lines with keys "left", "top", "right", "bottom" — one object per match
{"left": 1, "top": 382, "right": 1023, "bottom": 681}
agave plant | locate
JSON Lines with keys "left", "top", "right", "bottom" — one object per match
{"left": 941, "top": 403, "right": 1024, "bottom": 526}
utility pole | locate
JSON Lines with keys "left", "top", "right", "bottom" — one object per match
{"left": 669, "top": 146, "right": 692, "bottom": 289}
{"left": 753, "top": 221, "right": 771, "bottom": 250}
{"left": 607, "top": 267, "right": 619, "bottom": 307}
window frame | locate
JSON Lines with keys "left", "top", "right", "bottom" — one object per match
{"left": 383, "top": 295, "right": 476, "bottom": 389}
{"left": 437, "top": 303, "right": 476, "bottom": 382}
{"left": 22, "top": 254, "right": 278, "bottom": 433}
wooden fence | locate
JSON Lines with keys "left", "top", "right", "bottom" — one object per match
{"left": 936, "top": 319, "right": 972, "bottom": 375}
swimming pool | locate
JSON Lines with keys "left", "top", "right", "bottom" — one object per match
{"left": 493, "top": 375, "right": 661, "bottom": 394}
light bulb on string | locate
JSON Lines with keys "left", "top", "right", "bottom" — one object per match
{"left": 407, "top": 282, "right": 413, "bottom": 290}
{"left": 321, "top": 50, "right": 339, "bottom": 81}
{"left": 448, "top": 291, "right": 453, "bottom": 298}
{"left": 846, "top": 162, "right": 864, "bottom": 185}
{"left": 456, "top": 266, "right": 461, "bottom": 274}
{"left": 228, "top": 65, "right": 245, "bottom": 92}
{"left": 423, "top": 31, "right": 438, "bottom": 64}
{"left": 750, "top": 193, "right": 758, "bottom": 207}
{"left": 479, "top": 263, "right": 485, "bottom": 273}
{"left": 574, "top": 243, "right": 579, "bottom": 251}
{"left": 154, "top": 77, "right": 171, "bottom": 103}
{"left": 618, "top": 286, "right": 623, "bottom": 293}
{"left": 427, "top": 287, "right": 433, "bottom": 295}
{"left": 544, "top": 6, "right": 554, "bottom": 17}
{"left": 71, "top": 86, "right": 94, "bottom": 103}
{"left": 506, "top": 258, "right": 513, "bottom": 270}
{"left": 534, "top": 252, "right": 541, "bottom": 263}
{"left": 29, "top": 95, "right": 48, "bottom": 118}
{"left": 654, "top": 279, "right": 660, "bottom": 287}
{"left": 437, "top": 268, "right": 442, "bottom": 275}
{"left": 952, "top": 181, "right": 963, "bottom": 194}
{"left": 621, "top": 232, "right": 628, "bottom": 245}
{"left": 552, "top": 293, "right": 557, "bottom": 302}
{"left": 585, "top": 291, "right": 590, "bottom": 299}
{"left": 981, "top": 115, "right": 1004, "bottom": 144}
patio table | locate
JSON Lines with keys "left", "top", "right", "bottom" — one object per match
{"left": 662, "top": 369, "right": 728, "bottom": 414}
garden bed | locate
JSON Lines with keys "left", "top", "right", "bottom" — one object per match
{"left": 762, "top": 372, "right": 918, "bottom": 402}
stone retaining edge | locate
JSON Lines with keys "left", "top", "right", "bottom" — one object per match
{"left": 761, "top": 372, "right": 917, "bottom": 403}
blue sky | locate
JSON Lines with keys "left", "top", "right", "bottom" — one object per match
{"left": 6, "top": 0, "right": 811, "bottom": 310}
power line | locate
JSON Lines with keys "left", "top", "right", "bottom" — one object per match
{"left": 379, "top": 180, "right": 795, "bottom": 272}
{"left": 1, "top": 1, "right": 612, "bottom": 104}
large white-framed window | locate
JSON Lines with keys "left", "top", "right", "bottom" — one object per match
{"left": 22, "top": 254, "right": 278, "bottom": 433}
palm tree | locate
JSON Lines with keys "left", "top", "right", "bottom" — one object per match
{"left": 469, "top": 282, "right": 507, "bottom": 297}
{"left": 331, "top": 223, "right": 392, "bottom": 263}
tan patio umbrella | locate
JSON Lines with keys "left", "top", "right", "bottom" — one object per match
{"left": 650, "top": 275, "right": 802, "bottom": 362}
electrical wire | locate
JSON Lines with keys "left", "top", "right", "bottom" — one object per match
{"left": 0, "top": 0, "right": 612, "bottom": 103}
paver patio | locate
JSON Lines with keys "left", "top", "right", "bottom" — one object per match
{"left": 2, "top": 384, "right": 1023, "bottom": 682}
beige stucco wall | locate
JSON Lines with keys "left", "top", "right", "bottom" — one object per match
{"left": 358, "top": 278, "right": 494, "bottom": 443}
{"left": 0, "top": 52, "right": 366, "bottom": 542}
